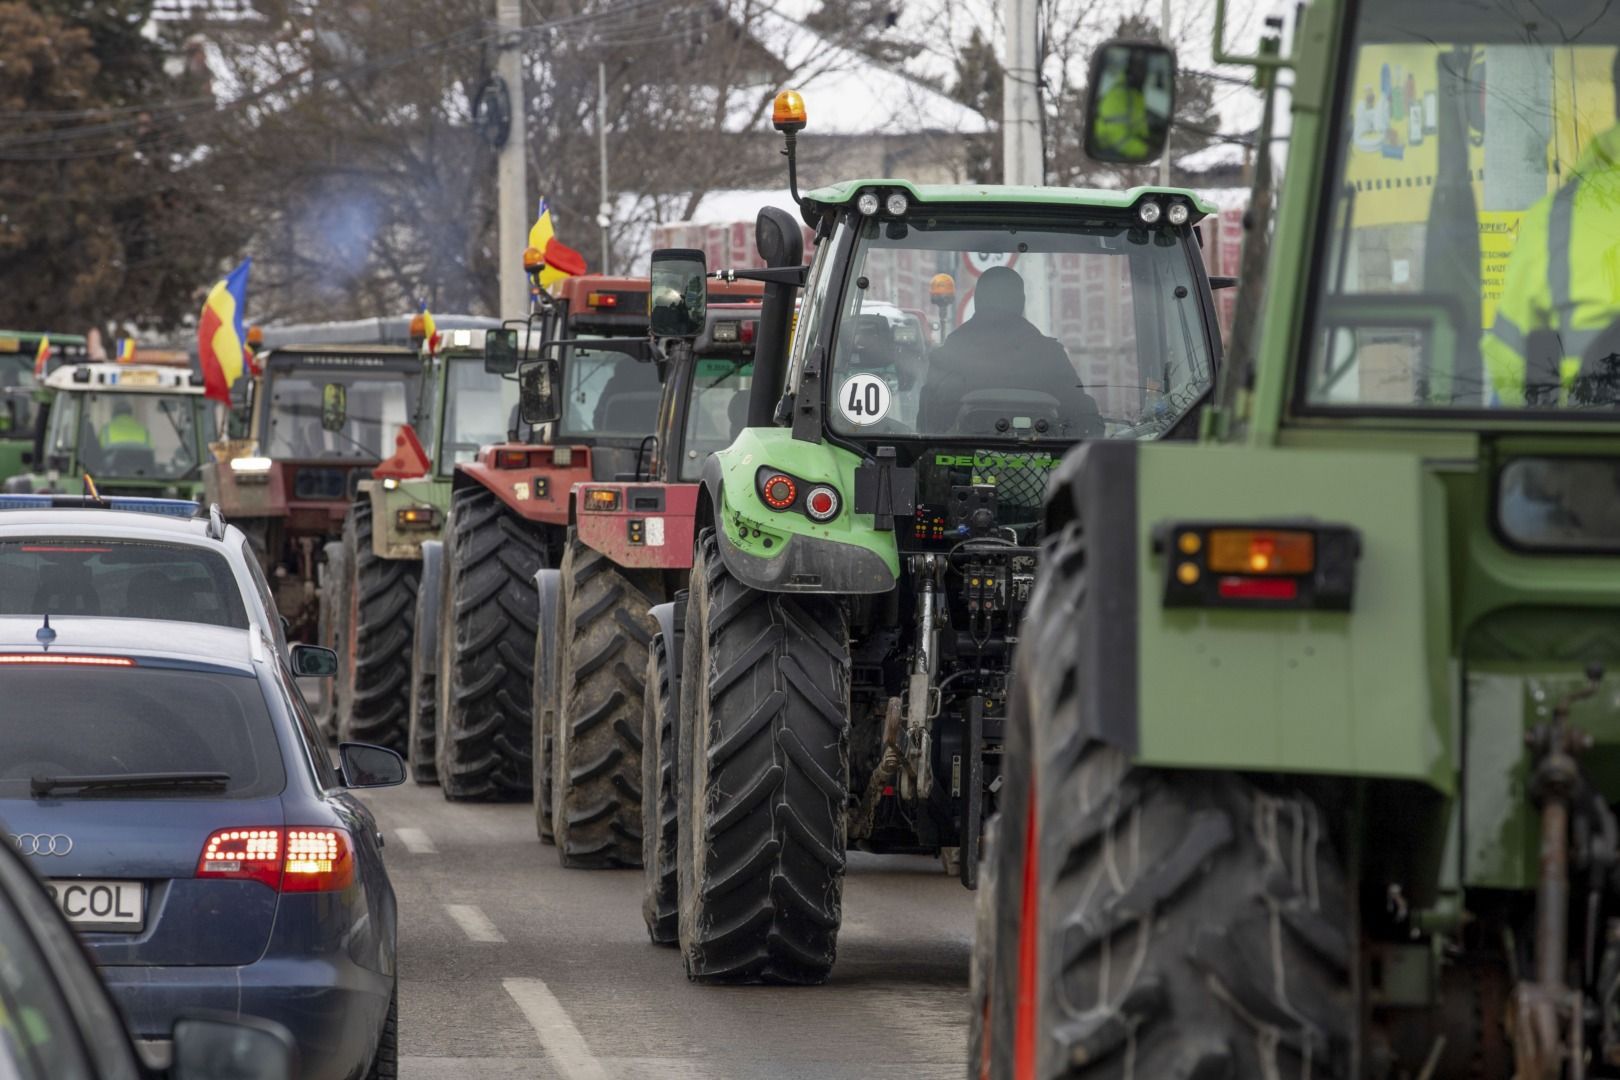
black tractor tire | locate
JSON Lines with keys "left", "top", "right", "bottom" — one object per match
{"left": 640, "top": 631, "right": 678, "bottom": 945}
{"left": 980, "top": 519, "right": 1353, "bottom": 1080}
{"left": 435, "top": 487, "right": 541, "bottom": 801}
{"left": 407, "top": 540, "right": 444, "bottom": 785}
{"left": 532, "top": 570, "right": 562, "bottom": 845}
{"left": 676, "top": 528, "right": 850, "bottom": 984}
{"left": 316, "top": 540, "right": 348, "bottom": 738}
{"left": 551, "top": 531, "right": 662, "bottom": 868}
{"left": 968, "top": 814, "right": 1000, "bottom": 1079}
{"left": 339, "top": 498, "right": 417, "bottom": 753}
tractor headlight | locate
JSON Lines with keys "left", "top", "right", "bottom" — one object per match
{"left": 1166, "top": 201, "right": 1190, "bottom": 226}
{"left": 856, "top": 192, "right": 881, "bottom": 216}
{"left": 1138, "top": 201, "right": 1162, "bottom": 225}
{"left": 884, "top": 192, "right": 909, "bottom": 217}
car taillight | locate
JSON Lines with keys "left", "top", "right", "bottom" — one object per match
{"left": 196, "top": 827, "right": 354, "bottom": 893}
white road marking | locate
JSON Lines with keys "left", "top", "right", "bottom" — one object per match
{"left": 444, "top": 904, "right": 505, "bottom": 943}
{"left": 395, "top": 827, "right": 437, "bottom": 854}
{"left": 503, "top": 977, "right": 611, "bottom": 1080}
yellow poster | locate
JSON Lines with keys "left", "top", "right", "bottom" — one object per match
{"left": 1479, "top": 211, "right": 1522, "bottom": 329}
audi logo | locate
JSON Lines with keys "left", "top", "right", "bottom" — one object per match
{"left": 10, "top": 834, "right": 72, "bottom": 856}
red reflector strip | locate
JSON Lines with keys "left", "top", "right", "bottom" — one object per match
{"left": 493, "top": 450, "right": 528, "bottom": 469}
{"left": 0, "top": 655, "right": 135, "bottom": 666}
{"left": 1216, "top": 576, "right": 1299, "bottom": 601}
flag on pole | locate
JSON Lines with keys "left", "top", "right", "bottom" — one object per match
{"left": 528, "top": 199, "right": 586, "bottom": 288}
{"left": 197, "top": 259, "right": 251, "bottom": 405}
{"left": 32, "top": 335, "right": 50, "bottom": 379}
{"left": 114, "top": 337, "right": 136, "bottom": 364}
{"left": 418, "top": 299, "right": 440, "bottom": 355}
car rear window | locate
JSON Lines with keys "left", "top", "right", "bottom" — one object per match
{"left": 0, "top": 667, "right": 285, "bottom": 799}
{"left": 0, "top": 541, "right": 247, "bottom": 628}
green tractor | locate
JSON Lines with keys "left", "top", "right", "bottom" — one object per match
{"left": 649, "top": 92, "right": 1224, "bottom": 984}
{"left": 9, "top": 353, "right": 214, "bottom": 499}
{"left": 979, "top": 6, "right": 1620, "bottom": 1078}
{"left": 0, "top": 331, "right": 88, "bottom": 484}
{"left": 335, "top": 326, "right": 516, "bottom": 763}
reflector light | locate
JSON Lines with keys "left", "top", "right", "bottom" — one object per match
{"left": 586, "top": 292, "right": 619, "bottom": 308}
{"left": 762, "top": 474, "right": 797, "bottom": 510}
{"left": 552, "top": 447, "right": 573, "bottom": 467}
{"left": 396, "top": 507, "right": 439, "bottom": 529}
{"left": 712, "top": 321, "right": 740, "bottom": 343}
{"left": 740, "top": 321, "right": 757, "bottom": 344}
{"left": 1217, "top": 577, "right": 1300, "bottom": 601}
{"left": 0, "top": 655, "right": 134, "bottom": 666}
{"left": 196, "top": 827, "right": 353, "bottom": 893}
{"left": 494, "top": 449, "right": 529, "bottom": 469}
{"left": 805, "top": 485, "right": 839, "bottom": 522}
{"left": 583, "top": 488, "right": 621, "bottom": 512}
{"left": 1207, "top": 529, "right": 1314, "bottom": 575}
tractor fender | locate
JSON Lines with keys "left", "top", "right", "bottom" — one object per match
{"left": 701, "top": 434, "right": 897, "bottom": 595}
{"left": 534, "top": 564, "right": 563, "bottom": 656}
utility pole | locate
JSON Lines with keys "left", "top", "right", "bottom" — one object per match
{"left": 1159, "top": 0, "right": 1172, "bottom": 186}
{"left": 597, "top": 61, "right": 611, "bottom": 272}
{"left": 1001, "top": 0, "right": 1042, "bottom": 186}
{"left": 496, "top": 0, "right": 528, "bottom": 319}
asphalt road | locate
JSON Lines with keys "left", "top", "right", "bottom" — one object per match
{"left": 357, "top": 779, "right": 975, "bottom": 1079}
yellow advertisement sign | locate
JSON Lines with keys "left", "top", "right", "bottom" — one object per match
{"left": 1479, "top": 211, "right": 1523, "bottom": 329}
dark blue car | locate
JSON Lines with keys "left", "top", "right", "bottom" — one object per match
{"left": 0, "top": 616, "right": 403, "bottom": 1080}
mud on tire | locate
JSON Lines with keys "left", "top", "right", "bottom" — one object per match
{"left": 339, "top": 498, "right": 417, "bottom": 752}
{"left": 407, "top": 540, "right": 443, "bottom": 784}
{"left": 435, "top": 487, "right": 542, "bottom": 801}
{"left": 551, "top": 530, "right": 662, "bottom": 868}
{"left": 677, "top": 528, "right": 850, "bottom": 984}
{"left": 980, "top": 519, "right": 1352, "bottom": 1080}
{"left": 640, "top": 631, "right": 678, "bottom": 945}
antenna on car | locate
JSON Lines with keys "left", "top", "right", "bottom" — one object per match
{"left": 206, "top": 503, "right": 227, "bottom": 542}
{"left": 35, "top": 614, "right": 55, "bottom": 649}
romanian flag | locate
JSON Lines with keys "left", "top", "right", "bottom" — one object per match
{"left": 197, "top": 259, "right": 251, "bottom": 405}
{"left": 529, "top": 199, "right": 586, "bottom": 289}
{"left": 32, "top": 335, "right": 50, "bottom": 379}
{"left": 114, "top": 337, "right": 136, "bottom": 364}
{"left": 418, "top": 299, "right": 440, "bottom": 355}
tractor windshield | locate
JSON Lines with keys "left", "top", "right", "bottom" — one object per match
{"left": 823, "top": 213, "right": 1215, "bottom": 441}
{"left": 1305, "top": 0, "right": 1620, "bottom": 414}
{"left": 681, "top": 356, "right": 752, "bottom": 480}
{"left": 0, "top": 356, "right": 39, "bottom": 440}
{"left": 263, "top": 366, "right": 417, "bottom": 459}
{"left": 72, "top": 392, "right": 208, "bottom": 481}
{"left": 440, "top": 357, "right": 519, "bottom": 473}
{"left": 558, "top": 343, "right": 662, "bottom": 439}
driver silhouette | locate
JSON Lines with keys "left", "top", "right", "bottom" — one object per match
{"left": 919, "top": 266, "right": 1101, "bottom": 434}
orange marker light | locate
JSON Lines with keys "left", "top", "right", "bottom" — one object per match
{"left": 408, "top": 313, "right": 426, "bottom": 340}
{"left": 1206, "top": 529, "right": 1314, "bottom": 576}
{"left": 930, "top": 273, "right": 957, "bottom": 301}
{"left": 772, "top": 90, "right": 807, "bottom": 133}
{"left": 523, "top": 245, "right": 545, "bottom": 272}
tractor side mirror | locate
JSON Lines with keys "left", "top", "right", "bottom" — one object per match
{"left": 1083, "top": 40, "right": 1176, "bottom": 165}
{"left": 320, "top": 383, "right": 347, "bottom": 432}
{"left": 518, "top": 358, "right": 561, "bottom": 425}
{"left": 485, "top": 326, "right": 521, "bottom": 375}
{"left": 649, "top": 249, "right": 708, "bottom": 340}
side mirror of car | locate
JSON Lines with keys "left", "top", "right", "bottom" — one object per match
{"left": 649, "top": 248, "right": 708, "bottom": 339}
{"left": 518, "top": 358, "right": 562, "bottom": 426}
{"left": 290, "top": 643, "right": 338, "bottom": 678}
{"left": 1082, "top": 40, "right": 1176, "bottom": 165}
{"left": 321, "top": 383, "right": 348, "bottom": 433}
{"left": 171, "top": 1013, "right": 296, "bottom": 1080}
{"left": 485, "top": 326, "right": 521, "bottom": 375}
{"left": 338, "top": 742, "right": 407, "bottom": 788}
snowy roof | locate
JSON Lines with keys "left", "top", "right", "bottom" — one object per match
{"left": 725, "top": 2, "right": 991, "bottom": 136}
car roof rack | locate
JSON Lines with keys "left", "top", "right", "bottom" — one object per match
{"left": 207, "top": 503, "right": 227, "bottom": 541}
{"left": 0, "top": 494, "right": 200, "bottom": 519}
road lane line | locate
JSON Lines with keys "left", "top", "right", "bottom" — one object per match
{"left": 444, "top": 904, "right": 505, "bottom": 943}
{"left": 394, "top": 827, "right": 437, "bottom": 854}
{"left": 502, "top": 977, "right": 610, "bottom": 1080}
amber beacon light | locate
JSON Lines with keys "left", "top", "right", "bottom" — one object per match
{"left": 772, "top": 90, "right": 807, "bottom": 133}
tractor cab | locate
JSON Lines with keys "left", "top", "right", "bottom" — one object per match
{"left": 12, "top": 356, "right": 213, "bottom": 499}
{"left": 0, "top": 331, "right": 89, "bottom": 484}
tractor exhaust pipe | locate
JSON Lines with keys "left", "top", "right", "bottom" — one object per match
{"left": 747, "top": 207, "right": 804, "bottom": 428}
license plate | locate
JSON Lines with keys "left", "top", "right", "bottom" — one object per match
{"left": 45, "top": 880, "right": 144, "bottom": 931}
{"left": 117, "top": 369, "right": 159, "bottom": 386}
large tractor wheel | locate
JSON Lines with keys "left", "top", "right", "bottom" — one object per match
{"left": 532, "top": 570, "right": 562, "bottom": 844}
{"left": 551, "top": 531, "right": 662, "bottom": 868}
{"left": 640, "top": 631, "right": 678, "bottom": 945}
{"left": 435, "top": 487, "right": 541, "bottom": 801}
{"left": 339, "top": 498, "right": 417, "bottom": 752}
{"left": 407, "top": 540, "right": 443, "bottom": 785}
{"left": 316, "top": 540, "right": 348, "bottom": 738}
{"left": 676, "top": 528, "right": 850, "bottom": 984}
{"left": 979, "top": 519, "right": 1352, "bottom": 1080}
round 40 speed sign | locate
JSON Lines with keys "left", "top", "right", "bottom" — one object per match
{"left": 838, "top": 373, "right": 891, "bottom": 426}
